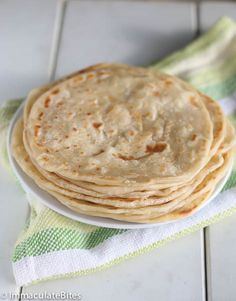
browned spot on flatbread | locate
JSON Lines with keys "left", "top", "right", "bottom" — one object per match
{"left": 191, "top": 134, "right": 197, "bottom": 141}
{"left": 38, "top": 112, "right": 44, "bottom": 121}
{"left": 34, "top": 125, "right": 41, "bottom": 138}
{"left": 118, "top": 154, "right": 135, "bottom": 161}
{"left": 146, "top": 142, "right": 167, "bottom": 153}
{"left": 93, "top": 122, "right": 102, "bottom": 129}
{"left": 44, "top": 97, "right": 51, "bottom": 108}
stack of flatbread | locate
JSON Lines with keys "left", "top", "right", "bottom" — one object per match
{"left": 12, "top": 64, "right": 236, "bottom": 223}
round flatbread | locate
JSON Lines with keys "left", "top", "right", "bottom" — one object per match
{"left": 25, "top": 64, "right": 213, "bottom": 185}
{"left": 11, "top": 63, "right": 236, "bottom": 224}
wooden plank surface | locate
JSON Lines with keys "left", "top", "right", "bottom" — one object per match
{"left": 200, "top": 2, "right": 236, "bottom": 301}
{"left": 23, "top": 2, "right": 206, "bottom": 301}
{"left": 0, "top": 0, "right": 58, "bottom": 297}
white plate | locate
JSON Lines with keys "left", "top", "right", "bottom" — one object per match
{"left": 7, "top": 103, "right": 233, "bottom": 229}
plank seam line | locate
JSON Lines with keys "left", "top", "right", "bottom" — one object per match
{"left": 48, "top": 0, "right": 67, "bottom": 81}
{"left": 194, "top": 0, "right": 201, "bottom": 38}
{"left": 204, "top": 227, "right": 212, "bottom": 301}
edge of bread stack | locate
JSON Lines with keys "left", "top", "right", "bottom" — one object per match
{"left": 12, "top": 64, "right": 236, "bottom": 223}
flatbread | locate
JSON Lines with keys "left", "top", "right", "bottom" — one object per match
{"left": 25, "top": 64, "right": 213, "bottom": 185}
{"left": 11, "top": 63, "right": 236, "bottom": 223}
{"left": 13, "top": 118, "right": 224, "bottom": 208}
{"left": 12, "top": 117, "right": 232, "bottom": 223}
{"left": 21, "top": 80, "right": 226, "bottom": 198}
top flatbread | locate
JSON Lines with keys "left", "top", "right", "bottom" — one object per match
{"left": 24, "top": 64, "right": 213, "bottom": 185}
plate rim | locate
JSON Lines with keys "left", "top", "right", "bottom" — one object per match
{"left": 7, "top": 102, "right": 233, "bottom": 229}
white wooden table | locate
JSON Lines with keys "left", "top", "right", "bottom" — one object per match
{"left": 0, "top": 1, "right": 236, "bottom": 300}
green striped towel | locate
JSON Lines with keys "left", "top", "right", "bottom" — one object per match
{"left": 1, "top": 17, "right": 236, "bottom": 286}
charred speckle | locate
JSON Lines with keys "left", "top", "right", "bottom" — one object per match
{"left": 146, "top": 143, "right": 167, "bottom": 153}
{"left": 93, "top": 122, "right": 102, "bottom": 129}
